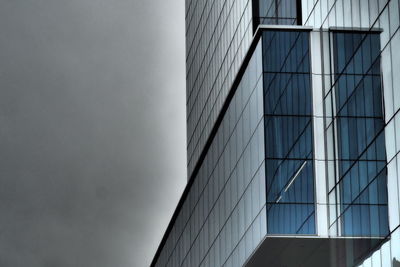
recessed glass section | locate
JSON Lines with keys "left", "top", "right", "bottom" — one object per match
{"left": 331, "top": 31, "right": 389, "bottom": 237}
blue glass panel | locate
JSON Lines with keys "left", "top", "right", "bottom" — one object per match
{"left": 332, "top": 31, "right": 389, "bottom": 237}
{"left": 263, "top": 31, "right": 315, "bottom": 235}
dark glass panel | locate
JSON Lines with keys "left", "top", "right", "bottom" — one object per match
{"left": 262, "top": 31, "right": 309, "bottom": 73}
{"left": 332, "top": 31, "right": 389, "bottom": 237}
{"left": 265, "top": 116, "right": 312, "bottom": 159}
{"left": 264, "top": 73, "right": 311, "bottom": 116}
{"left": 267, "top": 204, "right": 314, "bottom": 234}
{"left": 257, "top": 0, "right": 299, "bottom": 26}
{"left": 263, "top": 30, "right": 314, "bottom": 235}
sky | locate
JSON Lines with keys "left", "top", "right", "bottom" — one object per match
{"left": 0, "top": 1, "right": 186, "bottom": 266}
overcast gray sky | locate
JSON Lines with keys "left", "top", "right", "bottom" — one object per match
{"left": 0, "top": 1, "right": 186, "bottom": 266}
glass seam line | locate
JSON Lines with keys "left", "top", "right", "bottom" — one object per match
{"left": 187, "top": 20, "right": 253, "bottom": 168}
{"left": 186, "top": 11, "right": 251, "bottom": 147}
{"left": 164, "top": 77, "right": 265, "bottom": 266}
{"left": 186, "top": 1, "right": 250, "bottom": 137}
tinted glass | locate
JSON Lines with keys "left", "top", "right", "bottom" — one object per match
{"left": 256, "top": 0, "right": 300, "bottom": 26}
{"left": 262, "top": 31, "right": 315, "bottom": 235}
{"left": 331, "top": 32, "right": 389, "bottom": 237}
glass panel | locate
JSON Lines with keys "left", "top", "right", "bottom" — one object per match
{"left": 331, "top": 31, "right": 389, "bottom": 237}
{"left": 262, "top": 30, "right": 315, "bottom": 235}
{"left": 257, "top": 0, "right": 300, "bottom": 26}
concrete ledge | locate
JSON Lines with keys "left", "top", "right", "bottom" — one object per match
{"left": 245, "top": 236, "right": 386, "bottom": 267}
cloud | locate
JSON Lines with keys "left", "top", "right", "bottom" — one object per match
{"left": 0, "top": 0, "right": 186, "bottom": 266}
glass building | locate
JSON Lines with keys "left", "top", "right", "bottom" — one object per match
{"left": 151, "top": 0, "right": 400, "bottom": 266}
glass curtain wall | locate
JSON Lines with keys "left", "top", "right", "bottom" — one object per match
{"left": 254, "top": 0, "right": 300, "bottom": 26}
{"left": 262, "top": 30, "right": 315, "bottom": 235}
{"left": 153, "top": 41, "right": 266, "bottom": 267}
{"left": 330, "top": 31, "right": 389, "bottom": 237}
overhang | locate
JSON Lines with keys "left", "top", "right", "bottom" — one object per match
{"left": 245, "top": 236, "right": 386, "bottom": 267}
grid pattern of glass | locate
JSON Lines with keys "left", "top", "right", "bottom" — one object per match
{"left": 303, "top": 1, "right": 400, "bottom": 264}
{"left": 256, "top": 0, "right": 300, "bottom": 25}
{"left": 262, "top": 30, "right": 315, "bottom": 234}
{"left": 153, "top": 41, "right": 266, "bottom": 267}
{"left": 328, "top": 31, "right": 389, "bottom": 237}
{"left": 155, "top": 0, "right": 400, "bottom": 265}
{"left": 185, "top": 0, "right": 254, "bottom": 177}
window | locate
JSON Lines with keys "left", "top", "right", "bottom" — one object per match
{"left": 262, "top": 30, "right": 315, "bottom": 235}
{"left": 253, "top": 0, "right": 301, "bottom": 31}
{"left": 330, "top": 31, "right": 389, "bottom": 237}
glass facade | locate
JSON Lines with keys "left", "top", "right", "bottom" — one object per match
{"left": 153, "top": 0, "right": 400, "bottom": 266}
{"left": 153, "top": 41, "right": 265, "bottom": 267}
{"left": 302, "top": 0, "right": 400, "bottom": 265}
{"left": 185, "top": 0, "right": 254, "bottom": 177}
{"left": 255, "top": 0, "right": 300, "bottom": 26}
{"left": 262, "top": 30, "right": 315, "bottom": 234}
{"left": 329, "top": 31, "right": 389, "bottom": 237}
